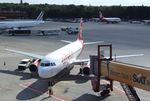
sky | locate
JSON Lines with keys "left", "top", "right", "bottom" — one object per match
{"left": 0, "top": 0, "right": 150, "bottom": 6}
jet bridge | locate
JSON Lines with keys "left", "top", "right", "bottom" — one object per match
{"left": 91, "top": 44, "right": 150, "bottom": 100}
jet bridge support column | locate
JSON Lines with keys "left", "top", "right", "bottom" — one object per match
{"left": 97, "top": 44, "right": 113, "bottom": 96}
{"left": 91, "top": 44, "right": 113, "bottom": 95}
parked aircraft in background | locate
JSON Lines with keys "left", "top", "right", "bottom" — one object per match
{"left": 142, "top": 20, "right": 150, "bottom": 24}
{"left": 0, "top": 11, "right": 44, "bottom": 30}
{"left": 99, "top": 11, "right": 121, "bottom": 23}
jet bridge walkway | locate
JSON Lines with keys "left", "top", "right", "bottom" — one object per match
{"left": 91, "top": 44, "right": 150, "bottom": 101}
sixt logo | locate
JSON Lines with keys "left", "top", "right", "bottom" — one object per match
{"left": 132, "top": 73, "right": 146, "bottom": 85}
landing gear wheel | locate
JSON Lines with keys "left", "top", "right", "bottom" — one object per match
{"left": 79, "top": 68, "right": 82, "bottom": 74}
{"left": 100, "top": 91, "right": 106, "bottom": 96}
{"left": 104, "top": 90, "right": 110, "bottom": 95}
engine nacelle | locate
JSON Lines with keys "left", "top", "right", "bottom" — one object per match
{"left": 29, "top": 64, "right": 38, "bottom": 72}
{"left": 29, "top": 59, "right": 41, "bottom": 73}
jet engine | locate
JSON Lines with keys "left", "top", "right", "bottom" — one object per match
{"left": 29, "top": 59, "right": 41, "bottom": 73}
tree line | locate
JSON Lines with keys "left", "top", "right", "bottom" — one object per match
{"left": 0, "top": 3, "right": 150, "bottom": 20}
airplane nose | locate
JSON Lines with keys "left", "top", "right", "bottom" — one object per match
{"left": 38, "top": 67, "right": 56, "bottom": 78}
{"left": 38, "top": 67, "right": 55, "bottom": 78}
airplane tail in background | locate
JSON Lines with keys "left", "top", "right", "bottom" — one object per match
{"left": 77, "top": 18, "right": 83, "bottom": 40}
{"left": 36, "top": 11, "right": 44, "bottom": 21}
{"left": 99, "top": 11, "right": 104, "bottom": 19}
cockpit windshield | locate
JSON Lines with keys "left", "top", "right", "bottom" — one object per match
{"left": 40, "top": 62, "right": 56, "bottom": 67}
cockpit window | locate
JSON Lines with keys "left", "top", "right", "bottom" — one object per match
{"left": 45, "top": 63, "right": 50, "bottom": 66}
{"left": 40, "top": 63, "right": 45, "bottom": 66}
{"left": 40, "top": 62, "right": 56, "bottom": 67}
{"left": 50, "top": 63, "right": 56, "bottom": 66}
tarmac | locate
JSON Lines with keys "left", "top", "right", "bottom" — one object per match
{"left": 0, "top": 21, "right": 150, "bottom": 101}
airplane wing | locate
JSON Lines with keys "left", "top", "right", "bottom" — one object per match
{"left": 73, "top": 59, "right": 89, "bottom": 64}
{"left": 5, "top": 48, "right": 44, "bottom": 59}
{"left": 73, "top": 54, "right": 144, "bottom": 64}
{"left": 6, "top": 48, "right": 144, "bottom": 63}
{"left": 61, "top": 40, "right": 104, "bottom": 45}
{"left": 60, "top": 40, "right": 72, "bottom": 44}
{"left": 84, "top": 41, "right": 104, "bottom": 45}
{"left": 110, "top": 54, "right": 144, "bottom": 59}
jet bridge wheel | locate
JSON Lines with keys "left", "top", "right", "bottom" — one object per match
{"left": 100, "top": 90, "right": 110, "bottom": 96}
{"left": 100, "top": 84, "right": 110, "bottom": 96}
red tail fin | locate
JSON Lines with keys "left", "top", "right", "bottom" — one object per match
{"left": 77, "top": 18, "right": 83, "bottom": 40}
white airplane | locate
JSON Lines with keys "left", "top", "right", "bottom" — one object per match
{"left": 0, "top": 11, "right": 44, "bottom": 29}
{"left": 6, "top": 18, "right": 143, "bottom": 78}
{"left": 99, "top": 11, "right": 121, "bottom": 23}
{"left": 142, "top": 20, "right": 150, "bottom": 24}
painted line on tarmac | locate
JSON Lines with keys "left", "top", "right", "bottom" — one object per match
{"left": 0, "top": 86, "right": 13, "bottom": 91}
{"left": 20, "top": 82, "right": 71, "bottom": 101}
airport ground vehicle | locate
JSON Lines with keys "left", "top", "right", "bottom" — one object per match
{"left": 18, "top": 59, "right": 31, "bottom": 71}
{"left": 61, "top": 26, "right": 79, "bottom": 34}
{"left": 8, "top": 29, "right": 31, "bottom": 36}
{"left": 39, "top": 29, "right": 60, "bottom": 36}
{"left": 66, "top": 27, "right": 79, "bottom": 34}
{"left": 61, "top": 26, "right": 67, "bottom": 31}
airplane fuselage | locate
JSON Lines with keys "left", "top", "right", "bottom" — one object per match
{"left": 0, "top": 20, "right": 44, "bottom": 29}
{"left": 38, "top": 39, "right": 83, "bottom": 78}
{"left": 102, "top": 17, "right": 121, "bottom": 23}
{"left": 142, "top": 20, "right": 150, "bottom": 24}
